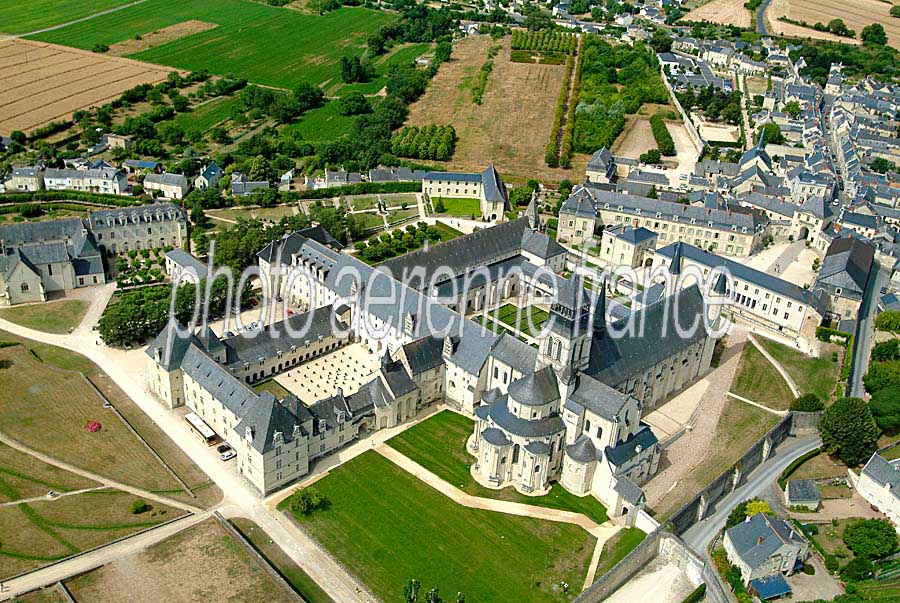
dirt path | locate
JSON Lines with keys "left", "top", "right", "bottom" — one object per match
{"left": 0, "top": 430, "right": 202, "bottom": 514}
{"left": 10, "top": 0, "right": 149, "bottom": 38}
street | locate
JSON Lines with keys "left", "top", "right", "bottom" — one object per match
{"left": 849, "top": 262, "right": 889, "bottom": 398}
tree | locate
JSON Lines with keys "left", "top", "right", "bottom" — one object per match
{"left": 434, "top": 197, "right": 446, "bottom": 213}
{"left": 337, "top": 92, "right": 372, "bottom": 116}
{"left": 340, "top": 55, "right": 373, "bottom": 83}
{"left": 650, "top": 29, "right": 673, "bottom": 54}
{"left": 842, "top": 556, "right": 874, "bottom": 581}
{"left": 288, "top": 488, "right": 328, "bottom": 515}
{"left": 826, "top": 19, "right": 853, "bottom": 38}
{"left": 843, "top": 518, "right": 898, "bottom": 559}
{"left": 755, "top": 123, "right": 785, "bottom": 145}
{"left": 640, "top": 149, "right": 662, "bottom": 164}
{"left": 745, "top": 500, "right": 772, "bottom": 517}
{"left": 869, "top": 386, "right": 900, "bottom": 434}
{"left": 892, "top": 5, "right": 900, "bottom": 17}
{"left": 872, "top": 339, "right": 900, "bottom": 362}
{"left": 434, "top": 41, "right": 452, "bottom": 63}
{"left": 870, "top": 157, "right": 898, "bottom": 174}
{"left": 876, "top": 310, "right": 900, "bottom": 332}
{"left": 819, "top": 397, "right": 880, "bottom": 466}
{"left": 130, "top": 499, "right": 149, "bottom": 514}
{"left": 783, "top": 100, "right": 802, "bottom": 119}
{"left": 9, "top": 130, "right": 26, "bottom": 145}
{"left": 791, "top": 393, "right": 824, "bottom": 412}
{"left": 863, "top": 360, "right": 900, "bottom": 394}
{"left": 861, "top": 23, "right": 888, "bottom": 46}
{"left": 294, "top": 83, "right": 325, "bottom": 112}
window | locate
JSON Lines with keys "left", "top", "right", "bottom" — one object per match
{"left": 20, "top": 283, "right": 29, "bottom": 293}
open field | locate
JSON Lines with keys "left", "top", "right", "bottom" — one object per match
{"left": 0, "top": 0, "right": 135, "bottom": 35}
{"left": 0, "top": 489, "right": 184, "bottom": 578}
{"left": 283, "top": 99, "right": 357, "bottom": 142}
{"left": 790, "top": 451, "right": 849, "bottom": 481}
{"left": 0, "top": 330, "right": 220, "bottom": 507}
{"left": 208, "top": 205, "right": 300, "bottom": 224}
{"left": 282, "top": 451, "right": 595, "bottom": 603}
{"left": 231, "top": 518, "right": 335, "bottom": 603}
{"left": 108, "top": 20, "right": 218, "bottom": 56}
{"left": 326, "top": 42, "right": 433, "bottom": 97}
{"left": 407, "top": 35, "right": 588, "bottom": 182}
{"left": 612, "top": 116, "right": 656, "bottom": 160}
{"left": 731, "top": 343, "right": 794, "bottom": 411}
{"left": 756, "top": 337, "right": 841, "bottom": 402}
{"left": 591, "top": 528, "right": 646, "bottom": 580}
{"left": 652, "top": 398, "right": 779, "bottom": 519}
{"left": 769, "top": 0, "right": 900, "bottom": 49}
{"left": 0, "top": 38, "right": 172, "bottom": 135}
{"left": 0, "top": 441, "right": 98, "bottom": 503}
{"left": 680, "top": 0, "right": 752, "bottom": 28}
{"left": 0, "top": 299, "right": 87, "bottom": 334}
{"left": 386, "top": 410, "right": 609, "bottom": 524}
{"left": 64, "top": 518, "right": 295, "bottom": 603}
{"left": 13, "top": 585, "right": 69, "bottom": 603}
{"left": 171, "top": 94, "right": 242, "bottom": 136}
{"left": 31, "top": 0, "right": 395, "bottom": 89}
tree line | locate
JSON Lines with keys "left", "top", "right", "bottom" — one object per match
{"left": 390, "top": 125, "right": 456, "bottom": 161}
{"left": 649, "top": 113, "right": 675, "bottom": 156}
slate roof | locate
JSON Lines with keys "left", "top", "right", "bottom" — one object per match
{"left": 490, "top": 333, "right": 538, "bottom": 374}
{"left": 613, "top": 476, "right": 644, "bottom": 505}
{"left": 222, "top": 305, "right": 337, "bottom": 369}
{"left": 607, "top": 225, "right": 657, "bottom": 245}
{"left": 485, "top": 397, "right": 566, "bottom": 438}
{"left": 798, "top": 195, "right": 833, "bottom": 220}
{"left": 815, "top": 237, "right": 874, "bottom": 296}
{"left": 401, "top": 336, "right": 445, "bottom": 375}
{"left": 566, "top": 435, "right": 597, "bottom": 463}
{"left": 145, "top": 321, "right": 200, "bottom": 371}
{"left": 166, "top": 249, "right": 210, "bottom": 280}
{"left": 180, "top": 344, "right": 258, "bottom": 417}
{"left": 589, "top": 285, "right": 710, "bottom": 386}
{"left": 605, "top": 424, "right": 658, "bottom": 467}
{"left": 861, "top": 452, "right": 900, "bottom": 500}
{"left": 559, "top": 187, "right": 599, "bottom": 219}
{"left": 481, "top": 164, "right": 508, "bottom": 205}
{"left": 656, "top": 242, "right": 828, "bottom": 313}
{"left": 482, "top": 427, "right": 512, "bottom": 447}
{"left": 786, "top": 479, "right": 820, "bottom": 503}
{"left": 566, "top": 375, "right": 632, "bottom": 421}
{"left": 507, "top": 366, "right": 559, "bottom": 406}
{"left": 144, "top": 172, "right": 188, "bottom": 189}
{"left": 751, "top": 574, "right": 792, "bottom": 600}
{"left": 234, "top": 392, "right": 302, "bottom": 454}
{"left": 725, "top": 513, "right": 806, "bottom": 571}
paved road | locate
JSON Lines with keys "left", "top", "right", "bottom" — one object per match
{"left": 756, "top": 0, "right": 772, "bottom": 35}
{"left": 849, "top": 262, "right": 890, "bottom": 397}
{"left": 682, "top": 435, "right": 821, "bottom": 551}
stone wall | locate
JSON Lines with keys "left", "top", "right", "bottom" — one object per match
{"left": 668, "top": 414, "right": 794, "bottom": 535}
{"left": 575, "top": 531, "right": 729, "bottom": 603}
{"left": 789, "top": 410, "right": 823, "bottom": 436}
{"left": 659, "top": 63, "right": 705, "bottom": 154}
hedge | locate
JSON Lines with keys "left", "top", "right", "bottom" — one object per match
{"left": 559, "top": 37, "right": 584, "bottom": 169}
{"left": 816, "top": 326, "right": 852, "bottom": 344}
{"left": 777, "top": 446, "right": 822, "bottom": 490}
{"left": 285, "top": 181, "right": 420, "bottom": 200}
{"left": 0, "top": 191, "right": 140, "bottom": 207}
{"left": 546, "top": 54, "right": 574, "bottom": 167}
{"left": 680, "top": 584, "right": 706, "bottom": 603}
{"left": 840, "top": 334, "right": 855, "bottom": 381}
{"left": 650, "top": 114, "right": 675, "bottom": 156}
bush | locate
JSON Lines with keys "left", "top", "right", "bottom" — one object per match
{"left": 870, "top": 386, "right": 900, "bottom": 434}
{"left": 130, "top": 499, "right": 149, "bottom": 514}
{"left": 863, "top": 360, "right": 900, "bottom": 394}
{"left": 843, "top": 518, "right": 898, "bottom": 559}
{"left": 841, "top": 557, "right": 874, "bottom": 581}
{"left": 791, "top": 393, "right": 824, "bottom": 412}
{"left": 825, "top": 554, "right": 840, "bottom": 573}
{"left": 778, "top": 447, "right": 821, "bottom": 490}
{"left": 650, "top": 114, "right": 675, "bottom": 155}
{"left": 802, "top": 562, "right": 816, "bottom": 575}
{"left": 820, "top": 397, "right": 880, "bottom": 466}
{"left": 875, "top": 310, "right": 900, "bottom": 332}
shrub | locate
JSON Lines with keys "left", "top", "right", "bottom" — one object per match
{"left": 791, "top": 393, "right": 824, "bottom": 412}
{"left": 843, "top": 518, "right": 898, "bottom": 559}
{"left": 825, "top": 555, "right": 840, "bottom": 573}
{"left": 650, "top": 114, "right": 675, "bottom": 155}
{"left": 802, "top": 562, "right": 816, "bottom": 575}
{"left": 130, "top": 499, "right": 149, "bottom": 514}
{"left": 841, "top": 557, "right": 874, "bottom": 581}
{"left": 863, "top": 360, "right": 900, "bottom": 394}
{"left": 875, "top": 310, "right": 900, "bottom": 332}
{"left": 870, "top": 386, "right": 900, "bottom": 434}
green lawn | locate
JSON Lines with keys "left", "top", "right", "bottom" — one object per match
{"left": 280, "top": 451, "right": 595, "bottom": 603}
{"left": 386, "top": 410, "right": 609, "bottom": 525}
{"left": 31, "top": 1, "right": 395, "bottom": 89}
{"left": 0, "top": 0, "right": 134, "bottom": 34}
{"left": 347, "top": 193, "right": 418, "bottom": 211}
{"left": 253, "top": 379, "right": 292, "bottom": 400}
{"left": 730, "top": 343, "right": 794, "bottom": 411}
{"left": 172, "top": 95, "right": 243, "bottom": 136}
{"left": 433, "top": 196, "right": 481, "bottom": 217}
{"left": 283, "top": 100, "right": 358, "bottom": 143}
{"left": 495, "top": 304, "right": 550, "bottom": 337}
{"left": 230, "top": 518, "right": 334, "bottom": 603}
{"left": 756, "top": 337, "right": 841, "bottom": 403}
{"left": 0, "top": 299, "right": 88, "bottom": 334}
{"left": 591, "top": 528, "right": 646, "bottom": 579}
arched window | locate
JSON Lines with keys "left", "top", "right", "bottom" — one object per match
{"left": 585, "top": 419, "right": 592, "bottom": 433}
{"left": 20, "top": 283, "right": 29, "bottom": 293}
{"left": 512, "top": 444, "right": 520, "bottom": 463}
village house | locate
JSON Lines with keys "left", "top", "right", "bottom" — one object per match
{"left": 143, "top": 172, "right": 189, "bottom": 200}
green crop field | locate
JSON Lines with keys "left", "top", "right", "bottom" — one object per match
{"left": 284, "top": 100, "right": 358, "bottom": 142}
{"left": 0, "top": 0, "right": 135, "bottom": 35}
{"left": 172, "top": 95, "right": 242, "bottom": 135}
{"left": 30, "top": 0, "right": 395, "bottom": 89}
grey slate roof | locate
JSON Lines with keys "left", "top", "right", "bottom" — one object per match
{"left": 222, "top": 305, "right": 338, "bottom": 369}
{"left": 490, "top": 333, "right": 538, "bottom": 374}
{"left": 656, "top": 242, "right": 828, "bottom": 313}
{"left": 507, "top": 366, "right": 559, "bottom": 407}
{"left": 815, "top": 238, "right": 875, "bottom": 296}
{"left": 401, "top": 336, "right": 444, "bottom": 375}
{"left": 786, "top": 479, "right": 820, "bottom": 503}
{"left": 486, "top": 397, "right": 566, "bottom": 438}
{"left": 861, "top": 453, "right": 900, "bottom": 500}
{"left": 605, "top": 424, "right": 658, "bottom": 467}
{"left": 567, "top": 375, "right": 631, "bottom": 421}
{"left": 145, "top": 172, "right": 188, "bottom": 189}
{"left": 234, "top": 392, "right": 302, "bottom": 454}
{"left": 566, "top": 435, "right": 597, "bottom": 463}
{"left": 166, "top": 249, "right": 210, "bottom": 280}
{"left": 613, "top": 476, "right": 644, "bottom": 505}
{"left": 726, "top": 513, "right": 806, "bottom": 571}
{"left": 482, "top": 427, "right": 512, "bottom": 447}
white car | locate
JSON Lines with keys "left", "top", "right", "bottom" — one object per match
{"left": 219, "top": 449, "right": 236, "bottom": 461}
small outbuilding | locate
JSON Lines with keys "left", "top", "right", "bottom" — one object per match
{"left": 784, "top": 479, "right": 821, "bottom": 511}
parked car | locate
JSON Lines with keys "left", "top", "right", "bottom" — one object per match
{"left": 220, "top": 449, "right": 236, "bottom": 461}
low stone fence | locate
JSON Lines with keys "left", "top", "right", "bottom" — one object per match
{"left": 659, "top": 63, "right": 705, "bottom": 155}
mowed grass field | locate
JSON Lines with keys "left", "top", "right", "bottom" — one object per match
{"left": 281, "top": 451, "right": 595, "bottom": 602}
{"left": 0, "top": 331, "right": 220, "bottom": 507}
{"left": 0, "top": 0, "right": 134, "bottom": 35}
{"left": 387, "top": 410, "right": 609, "bottom": 525}
{"left": 0, "top": 299, "right": 88, "bottom": 334}
{"left": 30, "top": 0, "right": 395, "bottom": 89}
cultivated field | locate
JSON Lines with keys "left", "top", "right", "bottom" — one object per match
{"left": 64, "top": 518, "right": 296, "bottom": 603}
{"left": 406, "top": 35, "right": 588, "bottom": 182}
{"left": 0, "top": 0, "right": 134, "bottom": 36}
{"left": 769, "top": 0, "right": 900, "bottom": 49}
{"left": 30, "top": 0, "right": 395, "bottom": 89}
{"left": 282, "top": 451, "right": 595, "bottom": 603}
{"left": 681, "top": 0, "right": 752, "bottom": 28}
{"left": 0, "top": 39, "right": 172, "bottom": 135}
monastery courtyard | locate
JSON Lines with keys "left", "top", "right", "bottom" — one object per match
{"left": 274, "top": 342, "right": 381, "bottom": 405}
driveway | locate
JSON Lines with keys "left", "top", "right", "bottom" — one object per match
{"left": 788, "top": 554, "right": 844, "bottom": 601}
